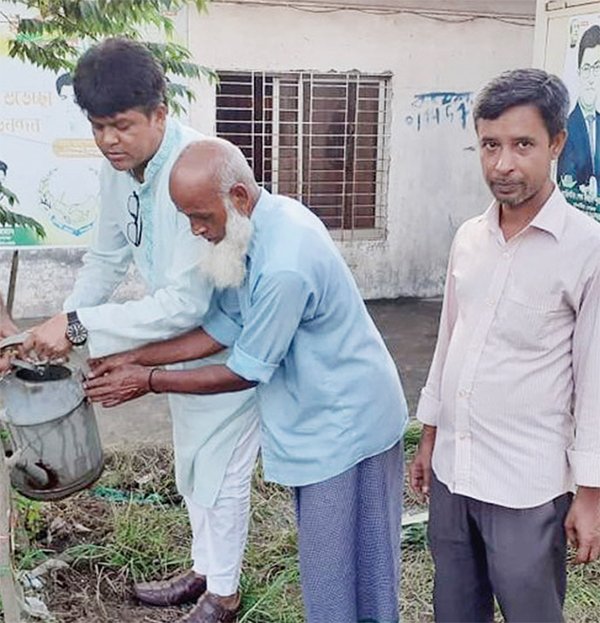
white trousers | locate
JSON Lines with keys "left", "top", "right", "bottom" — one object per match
{"left": 184, "top": 414, "right": 260, "bottom": 596}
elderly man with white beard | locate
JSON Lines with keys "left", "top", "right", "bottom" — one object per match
{"left": 84, "top": 137, "right": 409, "bottom": 623}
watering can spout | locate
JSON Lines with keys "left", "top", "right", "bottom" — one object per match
{"left": 12, "top": 459, "right": 51, "bottom": 488}
{"left": 0, "top": 364, "right": 103, "bottom": 501}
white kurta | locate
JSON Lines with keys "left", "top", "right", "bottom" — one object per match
{"left": 64, "top": 118, "right": 257, "bottom": 506}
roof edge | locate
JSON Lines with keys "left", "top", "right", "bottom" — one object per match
{"left": 212, "top": 0, "right": 535, "bottom": 21}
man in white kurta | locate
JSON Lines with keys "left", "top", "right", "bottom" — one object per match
{"left": 26, "top": 38, "right": 258, "bottom": 622}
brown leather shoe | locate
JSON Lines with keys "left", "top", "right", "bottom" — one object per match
{"left": 180, "top": 591, "right": 241, "bottom": 622}
{"left": 133, "top": 570, "right": 207, "bottom": 606}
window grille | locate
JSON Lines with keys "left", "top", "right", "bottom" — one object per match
{"left": 216, "top": 70, "right": 391, "bottom": 236}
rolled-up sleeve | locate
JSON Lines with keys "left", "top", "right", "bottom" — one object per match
{"left": 569, "top": 265, "right": 600, "bottom": 487}
{"left": 415, "top": 389, "right": 442, "bottom": 426}
{"left": 226, "top": 270, "right": 310, "bottom": 384}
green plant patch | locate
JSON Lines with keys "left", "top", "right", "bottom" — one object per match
{"left": 403, "top": 419, "right": 423, "bottom": 457}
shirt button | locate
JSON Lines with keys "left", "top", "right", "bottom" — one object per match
{"left": 458, "top": 389, "right": 468, "bottom": 398}
{"left": 502, "top": 251, "right": 511, "bottom": 259}
{"left": 486, "top": 298, "right": 494, "bottom": 307}
{"left": 459, "top": 432, "right": 469, "bottom": 440}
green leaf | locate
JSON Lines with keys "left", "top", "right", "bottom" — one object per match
{"left": 0, "top": 183, "right": 18, "bottom": 207}
{"left": 6, "top": 0, "right": 214, "bottom": 115}
{"left": 0, "top": 183, "right": 46, "bottom": 238}
{"left": 2, "top": 0, "right": 213, "bottom": 241}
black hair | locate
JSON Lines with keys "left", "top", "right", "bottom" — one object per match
{"left": 473, "top": 68, "right": 569, "bottom": 140}
{"left": 73, "top": 38, "right": 166, "bottom": 117}
{"left": 578, "top": 25, "right": 600, "bottom": 68}
{"left": 55, "top": 72, "right": 73, "bottom": 97}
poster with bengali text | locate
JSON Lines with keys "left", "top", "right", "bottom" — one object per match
{"left": 0, "top": 3, "right": 101, "bottom": 248}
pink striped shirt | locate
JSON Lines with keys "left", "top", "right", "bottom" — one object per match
{"left": 417, "top": 187, "right": 600, "bottom": 508}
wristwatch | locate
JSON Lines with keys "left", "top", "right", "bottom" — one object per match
{"left": 65, "top": 311, "right": 88, "bottom": 346}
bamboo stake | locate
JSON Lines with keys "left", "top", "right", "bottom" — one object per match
{"left": 0, "top": 437, "right": 21, "bottom": 623}
{"left": 6, "top": 250, "right": 19, "bottom": 318}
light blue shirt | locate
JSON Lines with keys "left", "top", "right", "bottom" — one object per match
{"left": 204, "top": 190, "right": 408, "bottom": 486}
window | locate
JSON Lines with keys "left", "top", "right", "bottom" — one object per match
{"left": 216, "top": 71, "right": 391, "bottom": 235}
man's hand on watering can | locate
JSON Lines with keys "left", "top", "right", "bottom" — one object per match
{"left": 84, "top": 363, "right": 152, "bottom": 407}
{"left": 23, "top": 312, "right": 72, "bottom": 361}
{"left": 88, "top": 351, "right": 138, "bottom": 377}
{"left": 0, "top": 347, "right": 15, "bottom": 375}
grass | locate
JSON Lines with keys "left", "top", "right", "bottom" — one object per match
{"left": 3, "top": 434, "right": 600, "bottom": 622}
{"left": 240, "top": 473, "right": 303, "bottom": 623}
{"left": 65, "top": 503, "right": 190, "bottom": 580}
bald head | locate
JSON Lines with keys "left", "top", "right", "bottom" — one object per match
{"left": 170, "top": 137, "right": 259, "bottom": 211}
{"left": 169, "top": 138, "right": 260, "bottom": 245}
{"left": 169, "top": 139, "right": 256, "bottom": 287}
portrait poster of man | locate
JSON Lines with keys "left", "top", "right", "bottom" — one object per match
{"left": 0, "top": 1, "right": 101, "bottom": 248}
{"left": 557, "top": 14, "right": 600, "bottom": 220}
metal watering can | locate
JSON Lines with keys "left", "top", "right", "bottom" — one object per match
{"left": 0, "top": 360, "right": 104, "bottom": 501}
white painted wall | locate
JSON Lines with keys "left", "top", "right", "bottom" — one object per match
{"left": 3, "top": 2, "right": 534, "bottom": 318}
{"left": 186, "top": 3, "right": 534, "bottom": 297}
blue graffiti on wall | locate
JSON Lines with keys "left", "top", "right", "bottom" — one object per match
{"left": 405, "top": 91, "right": 473, "bottom": 131}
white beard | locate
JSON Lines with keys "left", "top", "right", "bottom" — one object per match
{"left": 201, "top": 204, "right": 253, "bottom": 289}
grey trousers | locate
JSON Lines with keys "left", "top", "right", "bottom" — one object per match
{"left": 428, "top": 473, "right": 572, "bottom": 623}
{"left": 294, "top": 442, "right": 404, "bottom": 623}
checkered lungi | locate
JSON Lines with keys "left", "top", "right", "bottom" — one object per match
{"left": 294, "top": 442, "right": 403, "bottom": 623}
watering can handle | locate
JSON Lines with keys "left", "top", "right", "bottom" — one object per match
{"left": 0, "top": 331, "right": 28, "bottom": 352}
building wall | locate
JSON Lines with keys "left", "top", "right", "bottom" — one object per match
{"left": 187, "top": 3, "right": 534, "bottom": 297}
{"left": 2, "top": 3, "right": 534, "bottom": 318}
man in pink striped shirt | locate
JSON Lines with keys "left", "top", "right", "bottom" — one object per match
{"left": 411, "top": 68, "right": 600, "bottom": 622}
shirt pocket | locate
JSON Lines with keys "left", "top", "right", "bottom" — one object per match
{"left": 495, "top": 284, "right": 564, "bottom": 348}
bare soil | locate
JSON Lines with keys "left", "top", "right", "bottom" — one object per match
{"left": 16, "top": 449, "right": 194, "bottom": 623}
